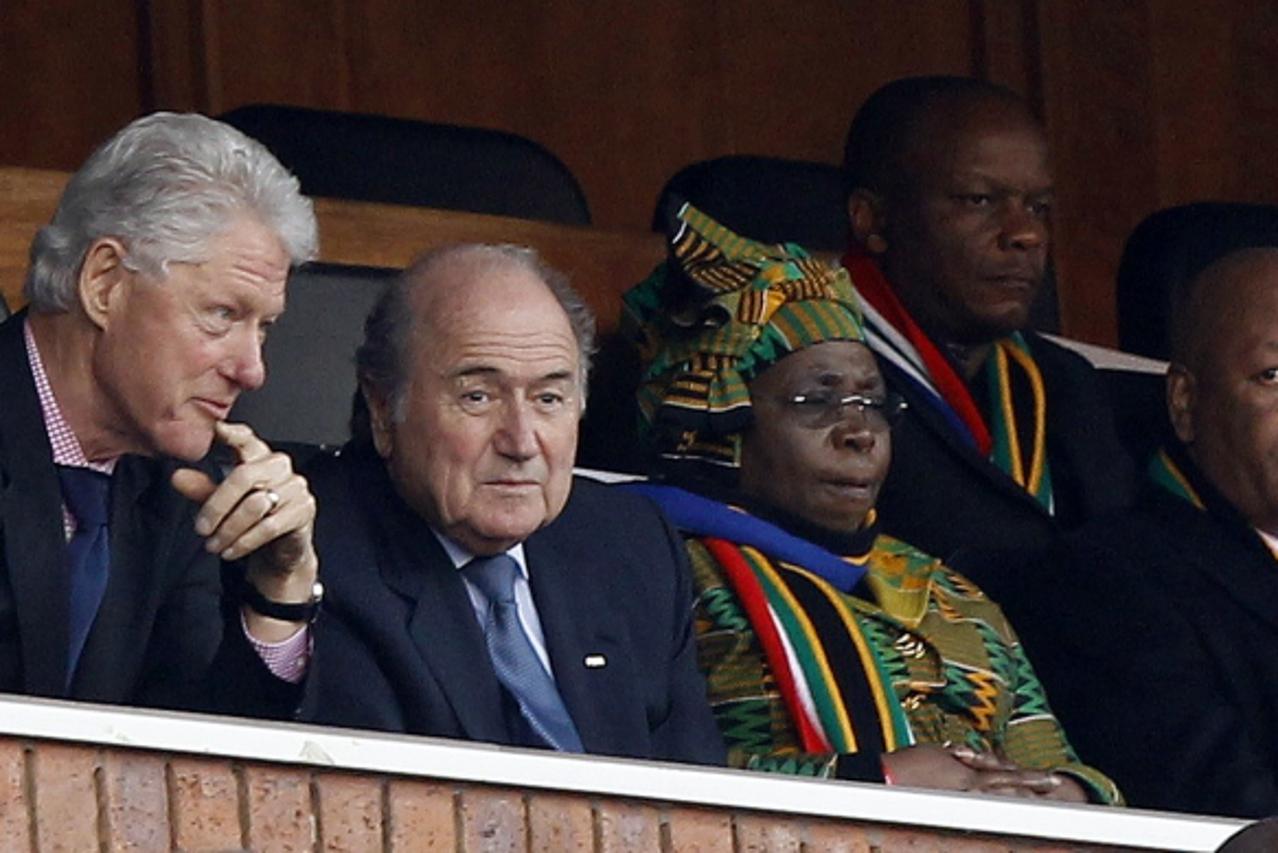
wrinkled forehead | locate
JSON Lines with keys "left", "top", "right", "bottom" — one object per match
{"left": 411, "top": 260, "right": 577, "bottom": 365}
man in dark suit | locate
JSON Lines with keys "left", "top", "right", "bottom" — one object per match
{"left": 999, "top": 247, "right": 1278, "bottom": 818}
{"left": 0, "top": 112, "right": 323, "bottom": 710}
{"left": 839, "top": 76, "right": 1135, "bottom": 572}
{"left": 299, "top": 245, "right": 725, "bottom": 765}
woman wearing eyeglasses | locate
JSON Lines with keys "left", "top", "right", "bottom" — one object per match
{"left": 623, "top": 204, "right": 1118, "bottom": 803}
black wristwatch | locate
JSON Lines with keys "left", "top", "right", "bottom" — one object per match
{"left": 235, "top": 575, "right": 324, "bottom": 623}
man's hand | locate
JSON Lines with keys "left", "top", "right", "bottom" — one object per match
{"left": 171, "top": 421, "right": 318, "bottom": 640}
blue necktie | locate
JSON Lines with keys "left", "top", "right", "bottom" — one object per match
{"left": 464, "top": 554, "right": 583, "bottom": 752}
{"left": 57, "top": 466, "right": 111, "bottom": 686}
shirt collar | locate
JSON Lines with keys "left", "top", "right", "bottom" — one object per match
{"left": 23, "top": 318, "right": 115, "bottom": 475}
{"left": 1256, "top": 527, "right": 1278, "bottom": 562}
{"left": 431, "top": 529, "right": 530, "bottom": 580}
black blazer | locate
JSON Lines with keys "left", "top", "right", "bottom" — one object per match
{"left": 874, "top": 332, "right": 1136, "bottom": 579}
{"left": 997, "top": 483, "right": 1278, "bottom": 818}
{"left": 299, "top": 443, "right": 726, "bottom": 766}
{"left": 0, "top": 312, "right": 291, "bottom": 712}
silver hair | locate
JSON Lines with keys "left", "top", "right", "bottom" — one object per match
{"left": 24, "top": 111, "right": 318, "bottom": 311}
{"left": 357, "top": 243, "right": 596, "bottom": 424}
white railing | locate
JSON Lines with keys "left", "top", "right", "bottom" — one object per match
{"left": 0, "top": 694, "right": 1246, "bottom": 852}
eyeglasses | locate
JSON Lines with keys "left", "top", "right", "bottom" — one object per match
{"left": 777, "top": 390, "right": 907, "bottom": 431}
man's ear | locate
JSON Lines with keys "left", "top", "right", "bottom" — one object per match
{"left": 1167, "top": 363, "right": 1197, "bottom": 445}
{"left": 78, "top": 238, "right": 131, "bottom": 330}
{"left": 847, "top": 189, "right": 888, "bottom": 254}
{"left": 360, "top": 380, "right": 395, "bottom": 459}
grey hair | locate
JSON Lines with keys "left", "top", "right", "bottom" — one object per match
{"left": 356, "top": 243, "right": 596, "bottom": 428}
{"left": 24, "top": 111, "right": 318, "bottom": 312}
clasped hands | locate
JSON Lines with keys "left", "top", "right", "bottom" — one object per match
{"left": 882, "top": 742, "right": 1087, "bottom": 803}
{"left": 171, "top": 421, "right": 318, "bottom": 642}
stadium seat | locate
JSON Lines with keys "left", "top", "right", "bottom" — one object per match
{"left": 220, "top": 104, "right": 591, "bottom": 225}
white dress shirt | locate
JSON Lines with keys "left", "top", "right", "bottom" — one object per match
{"left": 431, "top": 531, "right": 556, "bottom": 678}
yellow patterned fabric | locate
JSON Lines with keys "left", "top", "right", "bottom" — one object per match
{"left": 688, "top": 530, "right": 1122, "bottom": 804}
{"left": 624, "top": 203, "right": 866, "bottom": 467}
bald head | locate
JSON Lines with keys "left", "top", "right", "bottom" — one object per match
{"left": 357, "top": 244, "right": 595, "bottom": 423}
{"left": 1166, "top": 246, "right": 1278, "bottom": 531}
{"left": 1169, "top": 247, "right": 1278, "bottom": 372}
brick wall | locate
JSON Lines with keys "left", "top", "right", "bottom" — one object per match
{"left": 0, "top": 735, "right": 1139, "bottom": 852}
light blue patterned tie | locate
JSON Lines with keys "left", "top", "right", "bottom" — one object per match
{"left": 464, "top": 554, "right": 583, "bottom": 752}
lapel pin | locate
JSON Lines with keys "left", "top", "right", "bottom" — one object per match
{"left": 584, "top": 654, "right": 607, "bottom": 669}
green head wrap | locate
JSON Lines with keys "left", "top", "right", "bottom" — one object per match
{"left": 624, "top": 203, "right": 867, "bottom": 468}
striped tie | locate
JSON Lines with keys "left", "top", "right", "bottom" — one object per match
{"left": 464, "top": 554, "right": 583, "bottom": 752}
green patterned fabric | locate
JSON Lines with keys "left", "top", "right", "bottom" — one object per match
{"left": 984, "top": 332, "right": 1055, "bottom": 510}
{"left": 624, "top": 203, "right": 866, "bottom": 467}
{"left": 688, "top": 530, "right": 1122, "bottom": 804}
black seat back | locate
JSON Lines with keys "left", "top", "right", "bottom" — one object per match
{"left": 221, "top": 104, "right": 591, "bottom": 225}
{"left": 230, "top": 262, "right": 396, "bottom": 448}
{"left": 1117, "top": 201, "right": 1278, "bottom": 360}
{"left": 652, "top": 155, "right": 847, "bottom": 252}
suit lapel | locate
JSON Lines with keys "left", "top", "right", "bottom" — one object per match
{"left": 0, "top": 314, "right": 71, "bottom": 695}
{"left": 524, "top": 524, "right": 631, "bottom": 754}
{"left": 1158, "top": 494, "right": 1278, "bottom": 637}
{"left": 1033, "top": 335, "right": 1135, "bottom": 523}
{"left": 374, "top": 493, "right": 509, "bottom": 743}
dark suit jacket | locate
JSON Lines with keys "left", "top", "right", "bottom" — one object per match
{"left": 874, "top": 332, "right": 1136, "bottom": 584}
{"left": 0, "top": 312, "right": 291, "bottom": 712}
{"left": 299, "top": 442, "right": 726, "bottom": 766}
{"left": 998, "top": 477, "right": 1278, "bottom": 818}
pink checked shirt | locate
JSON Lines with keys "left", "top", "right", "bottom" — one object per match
{"left": 24, "top": 320, "right": 309, "bottom": 683}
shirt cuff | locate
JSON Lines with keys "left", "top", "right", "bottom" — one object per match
{"left": 241, "top": 612, "right": 311, "bottom": 684}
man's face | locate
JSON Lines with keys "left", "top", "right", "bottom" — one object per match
{"left": 740, "top": 341, "right": 892, "bottom": 533}
{"left": 371, "top": 259, "right": 582, "bottom": 555}
{"left": 1171, "top": 252, "right": 1278, "bottom": 534}
{"left": 92, "top": 216, "right": 289, "bottom": 461}
{"left": 879, "top": 100, "right": 1053, "bottom": 343}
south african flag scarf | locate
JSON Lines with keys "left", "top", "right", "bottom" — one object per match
{"left": 842, "top": 250, "right": 1054, "bottom": 511}
{"left": 629, "top": 483, "right": 914, "bottom": 757}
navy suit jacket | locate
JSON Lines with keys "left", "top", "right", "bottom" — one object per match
{"left": 998, "top": 480, "right": 1278, "bottom": 818}
{"left": 0, "top": 311, "right": 292, "bottom": 712}
{"left": 299, "top": 442, "right": 725, "bottom": 766}
{"left": 874, "top": 332, "right": 1136, "bottom": 586}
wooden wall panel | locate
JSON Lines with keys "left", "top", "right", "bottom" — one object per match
{"left": 187, "top": 2, "right": 981, "bottom": 232}
{"left": 0, "top": 0, "right": 144, "bottom": 170}
{"left": 1038, "top": 0, "right": 1278, "bottom": 345}
{"left": 972, "top": 0, "right": 1040, "bottom": 105}
{"left": 1146, "top": 2, "right": 1234, "bottom": 206}
{"left": 207, "top": 0, "right": 353, "bottom": 111}
{"left": 1038, "top": 1, "right": 1161, "bottom": 345}
{"left": 709, "top": 2, "right": 973, "bottom": 163}
{"left": 6, "top": 2, "right": 1278, "bottom": 343}
{"left": 1227, "top": 1, "right": 1278, "bottom": 206}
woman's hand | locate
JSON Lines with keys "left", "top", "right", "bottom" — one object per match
{"left": 882, "top": 744, "right": 1088, "bottom": 803}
